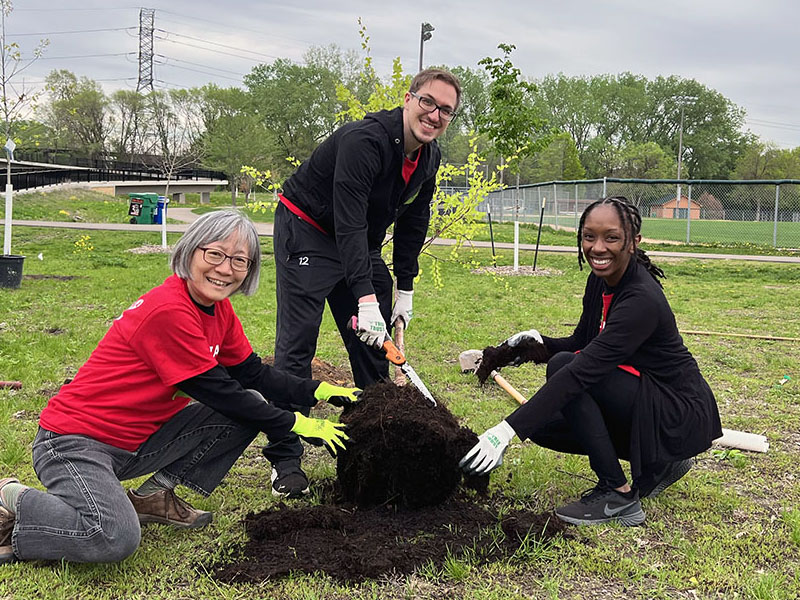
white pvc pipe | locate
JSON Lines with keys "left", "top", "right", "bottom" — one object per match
{"left": 513, "top": 221, "right": 519, "bottom": 271}
{"left": 3, "top": 183, "right": 12, "bottom": 255}
{"left": 714, "top": 428, "right": 769, "bottom": 453}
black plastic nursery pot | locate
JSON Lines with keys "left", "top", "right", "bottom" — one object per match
{"left": 0, "top": 254, "right": 24, "bottom": 289}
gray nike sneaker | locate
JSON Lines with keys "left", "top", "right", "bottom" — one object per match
{"left": 555, "top": 485, "right": 645, "bottom": 526}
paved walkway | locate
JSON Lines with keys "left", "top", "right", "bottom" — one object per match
{"left": 4, "top": 207, "right": 800, "bottom": 264}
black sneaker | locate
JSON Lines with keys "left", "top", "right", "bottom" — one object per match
{"left": 555, "top": 485, "right": 645, "bottom": 526}
{"left": 639, "top": 459, "right": 693, "bottom": 499}
{"left": 270, "top": 459, "right": 309, "bottom": 499}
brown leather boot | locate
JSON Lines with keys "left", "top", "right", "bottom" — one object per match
{"left": 127, "top": 489, "right": 212, "bottom": 529}
{"left": 0, "top": 506, "right": 16, "bottom": 565}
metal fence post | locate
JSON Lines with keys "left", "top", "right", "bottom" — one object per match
{"left": 686, "top": 184, "right": 692, "bottom": 243}
{"left": 575, "top": 183, "right": 579, "bottom": 229}
{"left": 603, "top": 177, "right": 607, "bottom": 197}
{"left": 773, "top": 184, "right": 780, "bottom": 247}
{"left": 552, "top": 183, "right": 558, "bottom": 229}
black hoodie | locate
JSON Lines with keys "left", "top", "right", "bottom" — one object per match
{"left": 281, "top": 107, "right": 440, "bottom": 299}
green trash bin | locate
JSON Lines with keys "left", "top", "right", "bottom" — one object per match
{"left": 128, "top": 193, "right": 159, "bottom": 224}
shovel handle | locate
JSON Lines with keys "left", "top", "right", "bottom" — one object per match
{"left": 491, "top": 370, "right": 528, "bottom": 405}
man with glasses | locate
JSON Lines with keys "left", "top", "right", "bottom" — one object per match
{"left": 266, "top": 68, "right": 461, "bottom": 498}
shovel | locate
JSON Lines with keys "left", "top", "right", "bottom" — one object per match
{"left": 458, "top": 349, "right": 527, "bottom": 405}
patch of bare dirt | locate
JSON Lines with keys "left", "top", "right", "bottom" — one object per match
{"left": 24, "top": 274, "right": 82, "bottom": 281}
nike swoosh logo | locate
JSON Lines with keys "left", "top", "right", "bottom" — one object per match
{"left": 604, "top": 501, "right": 636, "bottom": 517}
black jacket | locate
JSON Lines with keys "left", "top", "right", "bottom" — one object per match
{"left": 282, "top": 107, "right": 440, "bottom": 298}
{"left": 506, "top": 259, "right": 722, "bottom": 477}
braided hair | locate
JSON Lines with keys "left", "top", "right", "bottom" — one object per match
{"left": 577, "top": 196, "right": 666, "bottom": 286}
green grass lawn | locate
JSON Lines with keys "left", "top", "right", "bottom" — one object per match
{"left": 5, "top": 189, "right": 800, "bottom": 257}
{"left": 1, "top": 222, "right": 799, "bottom": 599}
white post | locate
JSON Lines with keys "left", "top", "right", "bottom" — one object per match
{"left": 3, "top": 183, "right": 11, "bottom": 255}
{"left": 161, "top": 197, "right": 168, "bottom": 249}
{"left": 513, "top": 221, "right": 519, "bottom": 272}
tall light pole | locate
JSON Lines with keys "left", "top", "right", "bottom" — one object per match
{"left": 419, "top": 22, "right": 434, "bottom": 72}
{"left": 675, "top": 96, "right": 697, "bottom": 220}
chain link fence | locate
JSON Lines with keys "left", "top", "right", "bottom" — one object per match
{"left": 476, "top": 178, "right": 800, "bottom": 249}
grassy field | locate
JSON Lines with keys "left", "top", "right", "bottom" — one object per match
{"left": 0, "top": 214, "right": 799, "bottom": 598}
{"left": 4, "top": 189, "right": 800, "bottom": 257}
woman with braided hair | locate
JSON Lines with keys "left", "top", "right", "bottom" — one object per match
{"left": 460, "top": 196, "right": 721, "bottom": 526}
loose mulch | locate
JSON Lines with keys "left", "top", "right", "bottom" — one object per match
{"left": 472, "top": 266, "right": 563, "bottom": 277}
{"left": 476, "top": 339, "right": 551, "bottom": 384}
{"left": 213, "top": 380, "right": 570, "bottom": 583}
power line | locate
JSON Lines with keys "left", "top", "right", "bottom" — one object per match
{"left": 154, "top": 35, "right": 271, "bottom": 63}
{"left": 156, "top": 62, "right": 242, "bottom": 82}
{"left": 155, "top": 8, "right": 315, "bottom": 48}
{"left": 155, "top": 28, "right": 281, "bottom": 61}
{"left": 155, "top": 54, "right": 244, "bottom": 77}
{"left": 9, "top": 27, "right": 135, "bottom": 36}
{"left": 747, "top": 118, "right": 800, "bottom": 132}
{"left": 37, "top": 52, "right": 132, "bottom": 61}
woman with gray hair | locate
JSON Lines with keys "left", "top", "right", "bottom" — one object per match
{"left": 0, "top": 210, "right": 357, "bottom": 566}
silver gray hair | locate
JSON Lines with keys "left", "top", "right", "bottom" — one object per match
{"left": 170, "top": 210, "right": 261, "bottom": 296}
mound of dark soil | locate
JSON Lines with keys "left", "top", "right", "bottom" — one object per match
{"left": 337, "top": 380, "right": 483, "bottom": 509}
{"left": 212, "top": 381, "right": 572, "bottom": 584}
{"left": 214, "top": 494, "right": 569, "bottom": 583}
{"left": 476, "top": 339, "right": 551, "bottom": 384}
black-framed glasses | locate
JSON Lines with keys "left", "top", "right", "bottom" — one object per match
{"left": 197, "top": 247, "right": 252, "bottom": 272}
{"left": 410, "top": 91, "right": 457, "bottom": 121}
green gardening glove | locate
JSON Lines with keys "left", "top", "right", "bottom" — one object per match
{"left": 290, "top": 413, "right": 349, "bottom": 457}
{"left": 314, "top": 381, "right": 363, "bottom": 408}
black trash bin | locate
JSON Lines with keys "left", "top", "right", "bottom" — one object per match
{"left": 0, "top": 254, "right": 25, "bottom": 289}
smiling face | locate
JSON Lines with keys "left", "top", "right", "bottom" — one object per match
{"left": 186, "top": 232, "right": 251, "bottom": 306}
{"left": 402, "top": 78, "right": 458, "bottom": 155}
{"left": 581, "top": 204, "right": 640, "bottom": 287}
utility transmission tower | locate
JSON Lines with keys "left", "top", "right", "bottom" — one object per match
{"left": 136, "top": 8, "right": 155, "bottom": 92}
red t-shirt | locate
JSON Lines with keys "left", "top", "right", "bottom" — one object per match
{"left": 40, "top": 275, "right": 253, "bottom": 451}
{"left": 402, "top": 150, "right": 421, "bottom": 185}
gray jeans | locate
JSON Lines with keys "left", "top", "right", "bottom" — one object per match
{"left": 12, "top": 402, "right": 258, "bottom": 563}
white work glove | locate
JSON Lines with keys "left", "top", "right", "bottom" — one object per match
{"left": 356, "top": 301, "right": 387, "bottom": 349}
{"left": 504, "top": 329, "right": 544, "bottom": 366}
{"left": 459, "top": 420, "right": 517, "bottom": 476}
{"left": 390, "top": 289, "right": 414, "bottom": 327}
{"left": 505, "top": 329, "right": 543, "bottom": 347}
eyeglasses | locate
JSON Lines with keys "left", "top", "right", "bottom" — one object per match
{"left": 197, "top": 247, "right": 252, "bottom": 272}
{"left": 410, "top": 91, "right": 457, "bottom": 122}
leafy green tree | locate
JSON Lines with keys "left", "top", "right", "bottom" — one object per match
{"left": 245, "top": 49, "right": 347, "bottom": 161}
{"left": 108, "top": 89, "right": 149, "bottom": 160}
{"left": 525, "top": 132, "right": 585, "bottom": 182}
{"left": 198, "top": 84, "right": 276, "bottom": 204}
{"left": 43, "top": 69, "right": 109, "bottom": 156}
{"left": 477, "top": 43, "right": 550, "bottom": 178}
{"left": 614, "top": 141, "right": 675, "bottom": 179}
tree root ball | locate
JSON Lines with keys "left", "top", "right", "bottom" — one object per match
{"left": 337, "top": 380, "right": 484, "bottom": 508}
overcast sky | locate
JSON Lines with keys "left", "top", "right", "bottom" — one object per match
{"left": 8, "top": 0, "right": 800, "bottom": 148}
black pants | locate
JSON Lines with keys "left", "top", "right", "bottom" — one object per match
{"left": 529, "top": 351, "right": 639, "bottom": 488}
{"left": 265, "top": 203, "right": 393, "bottom": 464}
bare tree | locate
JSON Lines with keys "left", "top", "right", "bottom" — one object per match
{"left": 1, "top": 0, "right": 47, "bottom": 256}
